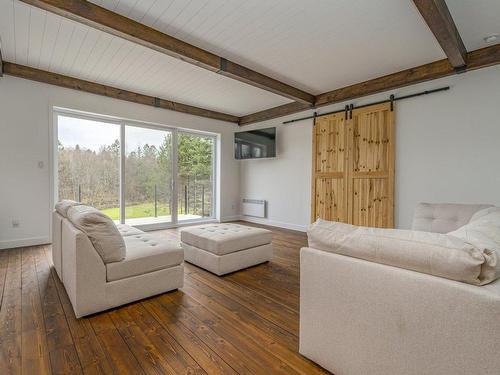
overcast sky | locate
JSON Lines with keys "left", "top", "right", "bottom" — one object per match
{"left": 58, "top": 115, "right": 171, "bottom": 154}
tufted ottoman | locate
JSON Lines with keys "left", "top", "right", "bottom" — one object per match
{"left": 180, "top": 223, "right": 273, "bottom": 275}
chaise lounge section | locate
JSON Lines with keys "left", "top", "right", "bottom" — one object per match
{"left": 52, "top": 201, "right": 184, "bottom": 318}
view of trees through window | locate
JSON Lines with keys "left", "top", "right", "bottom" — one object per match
{"left": 124, "top": 126, "right": 173, "bottom": 223}
{"left": 57, "top": 117, "right": 120, "bottom": 214}
{"left": 177, "top": 133, "right": 214, "bottom": 221}
{"left": 57, "top": 114, "right": 215, "bottom": 224}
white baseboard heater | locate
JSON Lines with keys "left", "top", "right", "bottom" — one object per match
{"left": 242, "top": 199, "right": 266, "bottom": 218}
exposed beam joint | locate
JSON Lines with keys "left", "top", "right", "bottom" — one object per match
{"left": 217, "top": 59, "right": 315, "bottom": 103}
{"left": 239, "top": 43, "right": 500, "bottom": 125}
{"left": 3, "top": 62, "right": 239, "bottom": 123}
{"left": 19, "top": 0, "right": 315, "bottom": 104}
{"left": 412, "top": 0, "right": 467, "bottom": 68}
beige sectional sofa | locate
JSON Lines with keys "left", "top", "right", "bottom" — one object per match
{"left": 52, "top": 201, "right": 183, "bottom": 318}
{"left": 300, "top": 203, "right": 500, "bottom": 375}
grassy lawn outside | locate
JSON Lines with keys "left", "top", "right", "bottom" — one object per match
{"left": 101, "top": 203, "right": 171, "bottom": 221}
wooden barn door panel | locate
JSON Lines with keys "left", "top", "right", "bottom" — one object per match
{"left": 311, "top": 102, "right": 394, "bottom": 227}
{"left": 348, "top": 103, "right": 394, "bottom": 228}
{"left": 314, "top": 177, "right": 345, "bottom": 222}
{"left": 351, "top": 178, "right": 391, "bottom": 227}
{"left": 311, "top": 113, "right": 347, "bottom": 222}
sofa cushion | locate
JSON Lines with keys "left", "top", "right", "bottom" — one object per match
{"left": 411, "top": 203, "right": 493, "bottom": 233}
{"left": 469, "top": 206, "right": 500, "bottom": 224}
{"left": 448, "top": 207, "right": 500, "bottom": 283}
{"left": 308, "top": 219, "right": 499, "bottom": 285}
{"left": 106, "top": 234, "right": 183, "bottom": 281}
{"left": 181, "top": 223, "right": 272, "bottom": 255}
{"left": 116, "top": 224, "right": 144, "bottom": 237}
{"left": 67, "top": 205, "right": 126, "bottom": 263}
{"left": 55, "top": 200, "right": 80, "bottom": 218}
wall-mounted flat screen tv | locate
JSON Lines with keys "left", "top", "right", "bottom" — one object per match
{"left": 234, "top": 127, "right": 276, "bottom": 159}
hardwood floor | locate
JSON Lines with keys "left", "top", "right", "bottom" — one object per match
{"left": 0, "top": 222, "right": 330, "bottom": 374}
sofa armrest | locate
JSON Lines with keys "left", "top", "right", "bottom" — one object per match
{"left": 300, "top": 247, "right": 500, "bottom": 375}
{"left": 411, "top": 202, "right": 492, "bottom": 233}
{"left": 61, "top": 219, "right": 107, "bottom": 317}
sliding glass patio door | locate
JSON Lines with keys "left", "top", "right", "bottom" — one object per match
{"left": 56, "top": 115, "right": 121, "bottom": 219}
{"left": 55, "top": 111, "right": 216, "bottom": 228}
{"left": 177, "top": 132, "right": 215, "bottom": 221}
{"left": 124, "top": 125, "right": 174, "bottom": 226}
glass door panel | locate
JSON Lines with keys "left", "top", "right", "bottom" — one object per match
{"left": 177, "top": 132, "right": 215, "bottom": 221}
{"left": 57, "top": 115, "right": 121, "bottom": 220}
{"left": 124, "top": 125, "right": 173, "bottom": 225}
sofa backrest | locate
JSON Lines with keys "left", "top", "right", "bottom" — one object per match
{"left": 411, "top": 203, "right": 493, "bottom": 233}
{"left": 66, "top": 205, "right": 126, "bottom": 263}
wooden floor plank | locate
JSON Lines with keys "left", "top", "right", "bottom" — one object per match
{"left": 181, "top": 277, "right": 327, "bottom": 374}
{"left": 0, "top": 249, "right": 22, "bottom": 374}
{"left": 34, "top": 246, "right": 83, "bottom": 375}
{"left": 89, "top": 313, "right": 146, "bottom": 375}
{"left": 0, "top": 250, "right": 11, "bottom": 308}
{"left": 1, "top": 223, "right": 330, "bottom": 375}
{"left": 109, "top": 305, "right": 208, "bottom": 375}
{"left": 224, "top": 270, "right": 299, "bottom": 312}
{"left": 189, "top": 269, "right": 299, "bottom": 335}
{"left": 166, "top": 286, "right": 302, "bottom": 375}
{"left": 20, "top": 247, "right": 51, "bottom": 375}
{"left": 43, "top": 247, "right": 115, "bottom": 375}
{"left": 141, "top": 299, "right": 237, "bottom": 375}
{"left": 150, "top": 295, "right": 258, "bottom": 375}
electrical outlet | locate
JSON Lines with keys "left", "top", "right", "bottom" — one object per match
{"left": 38, "top": 161, "right": 44, "bottom": 169}
{"left": 12, "top": 220, "right": 20, "bottom": 228}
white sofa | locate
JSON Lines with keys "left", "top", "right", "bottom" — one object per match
{"left": 300, "top": 203, "right": 500, "bottom": 375}
{"left": 52, "top": 202, "right": 183, "bottom": 318}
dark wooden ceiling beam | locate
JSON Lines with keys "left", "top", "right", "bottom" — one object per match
{"left": 238, "top": 102, "right": 312, "bottom": 126}
{"left": 466, "top": 43, "right": 500, "bottom": 70}
{"left": 19, "top": 0, "right": 315, "bottom": 104}
{"left": 239, "top": 43, "right": 500, "bottom": 125}
{"left": 0, "top": 45, "right": 3, "bottom": 77}
{"left": 412, "top": 0, "right": 467, "bottom": 68}
{"left": 314, "top": 59, "right": 454, "bottom": 107}
{"left": 3, "top": 62, "right": 239, "bottom": 123}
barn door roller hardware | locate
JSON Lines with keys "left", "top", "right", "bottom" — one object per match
{"left": 282, "top": 86, "right": 450, "bottom": 124}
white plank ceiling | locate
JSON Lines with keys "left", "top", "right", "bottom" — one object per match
{"left": 0, "top": 0, "right": 292, "bottom": 116}
{"left": 0, "top": 0, "right": 497, "bottom": 117}
{"left": 87, "top": 0, "right": 446, "bottom": 94}
{"left": 447, "top": 0, "right": 500, "bottom": 51}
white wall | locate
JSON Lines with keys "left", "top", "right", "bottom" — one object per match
{"left": 240, "top": 65, "right": 500, "bottom": 231}
{"left": 2, "top": 65, "right": 500, "bottom": 248}
{"left": 0, "top": 75, "right": 240, "bottom": 249}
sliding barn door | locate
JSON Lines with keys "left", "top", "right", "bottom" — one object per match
{"left": 311, "top": 102, "right": 394, "bottom": 228}
{"left": 311, "top": 113, "right": 348, "bottom": 222}
{"left": 348, "top": 103, "right": 394, "bottom": 227}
